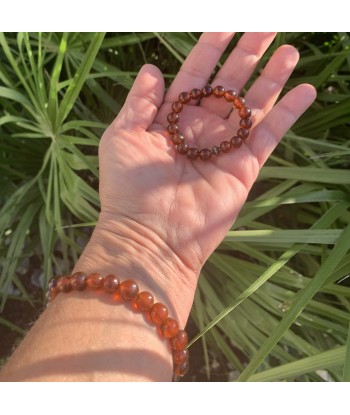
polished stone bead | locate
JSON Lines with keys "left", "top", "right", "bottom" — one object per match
{"left": 199, "top": 148, "right": 212, "bottom": 161}
{"left": 167, "top": 112, "right": 179, "bottom": 124}
{"left": 186, "top": 148, "right": 199, "bottom": 160}
{"left": 171, "top": 133, "right": 185, "bottom": 145}
{"left": 233, "top": 97, "right": 245, "bottom": 109}
{"left": 71, "top": 272, "right": 87, "bottom": 291}
{"left": 57, "top": 276, "right": 72, "bottom": 293}
{"left": 238, "top": 107, "right": 251, "bottom": 119}
{"left": 177, "top": 142, "right": 189, "bottom": 154}
{"left": 87, "top": 273, "right": 104, "bottom": 289}
{"left": 237, "top": 128, "right": 249, "bottom": 140}
{"left": 213, "top": 85, "right": 225, "bottom": 98}
{"left": 173, "top": 348, "right": 189, "bottom": 364}
{"left": 150, "top": 303, "right": 169, "bottom": 325}
{"left": 135, "top": 291, "right": 154, "bottom": 312}
{"left": 48, "top": 276, "right": 59, "bottom": 291}
{"left": 119, "top": 279, "right": 139, "bottom": 300}
{"left": 172, "top": 101, "right": 183, "bottom": 113}
{"left": 201, "top": 85, "right": 213, "bottom": 97}
{"left": 178, "top": 91, "right": 191, "bottom": 104}
{"left": 170, "top": 330, "right": 188, "bottom": 351}
{"left": 167, "top": 124, "right": 179, "bottom": 135}
{"left": 220, "top": 141, "right": 231, "bottom": 153}
{"left": 239, "top": 118, "right": 252, "bottom": 129}
{"left": 174, "top": 360, "right": 189, "bottom": 376}
{"left": 103, "top": 274, "right": 120, "bottom": 293}
{"left": 190, "top": 88, "right": 202, "bottom": 100}
{"left": 211, "top": 145, "right": 221, "bottom": 156}
{"left": 161, "top": 317, "right": 179, "bottom": 338}
{"left": 224, "top": 89, "right": 237, "bottom": 102}
{"left": 230, "top": 136, "right": 243, "bottom": 148}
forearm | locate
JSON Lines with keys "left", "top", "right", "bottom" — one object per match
{"left": 0, "top": 220, "right": 196, "bottom": 382}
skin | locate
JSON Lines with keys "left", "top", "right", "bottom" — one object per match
{"left": 0, "top": 32, "right": 316, "bottom": 381}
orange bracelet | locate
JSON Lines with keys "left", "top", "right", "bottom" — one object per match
{"left": 46, "top": 272, "right": 189, "bottom": 380}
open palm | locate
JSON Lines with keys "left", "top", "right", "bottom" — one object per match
{"left": 98, "top": 33, "right": 316, "bottom": 285}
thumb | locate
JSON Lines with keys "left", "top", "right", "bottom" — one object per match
{"left": 113, "top": 64, "right": 164, "bottom": 131}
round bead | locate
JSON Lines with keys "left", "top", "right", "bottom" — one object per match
{"left": 233, "top": 97, "right": 245, "bottom": 109}
{"left": 220, "top": 141, "right": 231, "bottom": 153}
{"left": 57, "top": 276, "right": 72, "bottom": 293}
{"left": 167, "top": 112, "right": 179, "bottom": 124}
{"left": 230, "top": 136, "right": 243, "bottom": 148}
{"left": 167, "top": 124, "right": 179, "bottom": 135}
{"left": 186, "top": 148, "right": 199, "bottom": 160}
{"left": 161, "top": 317, "right": 179, "bottom": 338}
{"left": 190, "top": 88, "right": 202, "bottom": 100}
{"left": 201, "top": 85, "right": 213, "bottom": 97}
{"left": 240, "top": 118, "right": 252, "bottom": 129}
{"left": 172, "top": 101, "right": 183, "bottom": 113}
{"left": 170, "top": 330, "right": 188, "bottom": 351}
{"left": 174, "top": 360, "right": 189, "bottom": 376}
{"left": 48, "top": 276, "right": 59, "bottom": 291}
{"left": 199, "top": 148, "right": 212, "bottom": 161}
{"left": 173, "top": 348, "right": 189, "bottom": 364}
{"left": 87, "top": 273, "right": 104, "bottom": 289}
{"left": 135, "top": 291, "right": 154, "bottom": 312}
{"left": 103, "top": 274, "right": 120, "bottom": 293}
{"left": 224, "top": 89, "right": 237, "bottom": 101}
{"left": 177, "top": 142, "right": 189, "bottom": 154}
{"left": 237, "top": 128, "right": 249, "bottom": 140}
{"left": 213, "top": 85, "right": 225, "bottom": 98}
{"left": 178, "top": 92, "right": 191, "bottom": 104}
{"left": 119, "top": 279, "right": 139, "bottom": 300}
{"left": 71, "top": 272, "right": 87, "bottom": 291}
{"left": 211, "top": 145, "right": 221, "bottom": 156}
{"left": 171, "top": 133, "right": 184, "bottom": 145}
{"left": 238, "top": 107, "right": 251, "bottom": 119}
{"left": 150, "top": 303, "right": 169, "bottom": 325}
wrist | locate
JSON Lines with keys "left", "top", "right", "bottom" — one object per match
{"left": 74, "top": 214, "right": 197, "bottom": 327}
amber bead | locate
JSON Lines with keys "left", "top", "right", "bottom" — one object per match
{"left": 136, "top": 291, "right": 154, "bottom": 312}
{"left": 230, "top": 136, "right": 243, "bottom": 148}
{"left": 170, "top": 330, "right": 188, "bottom": 351}
{"left": 71, "top": 272, "right": 87, "bottom": 291}
{"left": 57, "top": 276, "right": 72, "bottom": 293}
{"left": 199, "top": 148, "right": 212, "bottom": 161}
{"left": 167, "top": 124, "right": 179, "bottom": 135}
{"left": 240, "top": 118, "right": 252, "bottom": 129}
{"left": 103, "top": 274, "right": 120, "bottom": 293}
{"left": 186, "top": 148, "right": 199, "bottom": 160}
{"left": 177, "top": 142, "right": 189, "bottom": 154}
{"left": 233, "top": 97, "right": 245, "bottom": 109}
{"left": 212, "top": 145, "right": 221, "bottom": 156}
{"left": 173, "top": 348, "right": 189, "bottom": 365}
{"left": 201, "top": 85, "right": 213, "bottom": 97}
{"left": 224, "top": 89, "right": 237, "bottom": 102}
{"left": 167, "top": 112, "right": 179, "bottom": 124}
{"left": 119, "top": 279, "right": 139, "bottom": 300}
{"left": 238, "top": 107, "right": 251, "bottom": 119}
{"left": 213, "top": 85, "right": 225, "bottom": 98}
{"left": 87, "top": 273, "right": 104, "bottom": 289}
{"left": 150, "top": 303, "right": 169, "bottom": 325}
{"left": 178, "top": 92, "right": 191, "bottom": 104}
{"left": 161, "top": 317, "right": 179, "bottom": 338}
{"left": 172, "top": 101, "right": 183, "bottom": 113}
{"left": 220, "top": 141, "right": 231, "bottom": 153}
{"left": 190, "top": 88, "right": 202, "bottom": 100}
{"left": 237, "top": 128, "right": 249, "bottom": 140}
{"left": 174, "top": 360, "right": 189, "bottom": 376}
{"left": 171, "top": 133, "right": 184, "bottom": 145}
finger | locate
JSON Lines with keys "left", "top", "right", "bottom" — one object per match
{"left": 153, "top": 33, "right": 234, "bottom": 126}
{"left": 228, "top": 45, "right": 300, "bottom": 126}
{"left": 201, "top": 32, "right": 277, "bottom": 118}
{"left": 113, "top": 64, "right": 164, "bottom": 131}
{"left": 248, "top": 84, "right": 317, "bottom": 167}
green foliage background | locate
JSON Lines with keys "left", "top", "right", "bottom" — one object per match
{"left": 0, "top": 32, "right": 349, "bottom": 381}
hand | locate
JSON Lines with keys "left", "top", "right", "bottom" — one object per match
{"left": 92, "top": 33, "right": 316, "bottom": 323}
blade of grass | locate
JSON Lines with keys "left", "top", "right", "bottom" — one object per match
{"left": 343, "top": 322, "right": 350, "bottom": 381}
